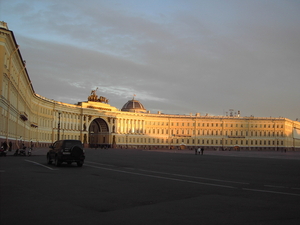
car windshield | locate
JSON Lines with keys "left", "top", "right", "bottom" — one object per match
{"left": 64, "top": 141, "right": 82, "bottom": 149}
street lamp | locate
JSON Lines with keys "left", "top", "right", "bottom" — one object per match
{"left": 57, "top": 111, "right": 61, "bottom": 141}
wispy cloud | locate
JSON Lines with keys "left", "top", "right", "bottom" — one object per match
{"left": 1, "top": 0, "right": 299, "bottom": 119}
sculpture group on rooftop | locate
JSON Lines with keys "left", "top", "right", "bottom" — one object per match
{"left": 88, "top": 88, "right": 109, "bottom": 103}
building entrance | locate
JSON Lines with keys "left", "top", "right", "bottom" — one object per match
{"left": 89, "top": 118, "right": 110, "bottom": 148}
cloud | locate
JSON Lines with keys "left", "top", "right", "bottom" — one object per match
{"left": 2, "top": 0, "right": 300, "bottom": 119}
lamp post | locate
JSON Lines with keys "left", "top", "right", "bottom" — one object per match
{"left": 126, "top": 133, "right": 129, "bottom": 149}
{"left": 57, "top": 111, "right": 61, "bottom": 141}
{"left": 193, "top": 118, "right": 197, "bottom": 149}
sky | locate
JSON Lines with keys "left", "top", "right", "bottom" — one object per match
{"left": 1, "top": 0, "right": 300, "bottom": 120}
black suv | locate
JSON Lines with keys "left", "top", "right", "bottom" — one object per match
{"left": 47, "top": 140, "right": 85, "bottom": 167}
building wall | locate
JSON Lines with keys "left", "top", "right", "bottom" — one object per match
{"left": 1, "top": 22, "right": 300, "bottom": 151}
{"left": 113, "top": 115, "right": 300, "bottom": 151}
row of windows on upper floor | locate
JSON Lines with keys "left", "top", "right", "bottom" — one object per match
{"left": 151, "top": 129, "right": 285, "bottom": 137}
{"left": 118, "top": 137, "right": 285, "bottom": 146}
{"left": 121, "top": 129, "right": 285, "bottom": 137}
{"left": 145, "top": 122, "right": 284, "bottom": 129}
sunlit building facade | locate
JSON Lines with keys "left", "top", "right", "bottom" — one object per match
{"left": 1, "top": 21, "right": 300, "bottom": 151}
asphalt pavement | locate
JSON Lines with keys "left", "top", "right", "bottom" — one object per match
{"left": 1, "top": 148, "right": 300, "bottom": 225}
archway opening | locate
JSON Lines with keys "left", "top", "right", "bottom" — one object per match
{"left": 89, "top": 118, "right": 110, "bottom": 148}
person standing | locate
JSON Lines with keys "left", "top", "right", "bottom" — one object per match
{"left": 2, "top": 141, "right": 8, "bottom": 152}
{"left": 9, "top": 141, "right": 12, "bottom": 151}
{"left": 200, "top": 147, "right": 204, "bottom": 155}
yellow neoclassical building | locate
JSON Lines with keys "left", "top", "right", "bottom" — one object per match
{"left": 1, "top": 21, "right": 300, "bottom": 151}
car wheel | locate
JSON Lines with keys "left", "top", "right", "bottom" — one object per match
{"left": 47, "top": 154, "right": 52, "bottom": 164}
{"left": 55, "top": 156, "right": 61, "bottom": 167}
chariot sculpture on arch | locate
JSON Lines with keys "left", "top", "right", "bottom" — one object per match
{"left": 88, "top": 87, "right": 109, "bottom": 103}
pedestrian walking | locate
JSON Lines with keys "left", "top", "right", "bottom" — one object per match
{"left": 9, "top": 141, "right": 12, "bottom": 151}
{"left": 200, "top": 147, "right": 204, "bottom": 155}
{"left": 2, "top": 141, "right": 8, "bottom": 151}
{"left": 197, "top": 147, "right": 201, "bottom": 155}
